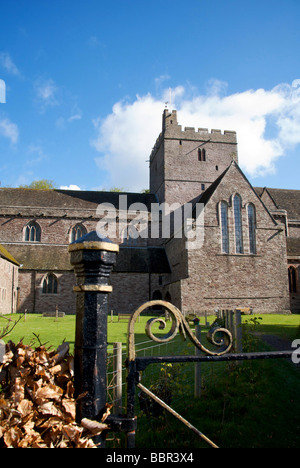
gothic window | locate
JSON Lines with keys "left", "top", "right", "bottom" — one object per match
{"left": 247, "top": 204, "right": 256, "bottom": 254}
{"left": 198, "top": 148, "right": 206, "bottom": 161}
{"left": 288, "top": 266, "right": 297, "bottom": 293}
{"left": 152, "top": 290, "right": 162, "bottom": 311}
{"left": 220, "top": 201, "right": 229, "bottom": 254}
{"left": 234, "top": 194, "right": 243, "bottom": 254}
{"left": 42, "top": 273, "right": 58, "bottom": 294}
{"left": 24, "top": 221, "right": 41, "bottom": 242}
{"left": 70, "top": 224, "right": 87, "bottom": 243}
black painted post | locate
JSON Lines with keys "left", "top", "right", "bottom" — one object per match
{"left": 68, "top": 231, "right": 119, "bottom": 446}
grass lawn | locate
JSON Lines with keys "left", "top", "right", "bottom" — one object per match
{"left": 1, "top": 312, "right": 299, "bottom": 350}
{"left": 1, "top": 312, "right": 300, "bottom": 448}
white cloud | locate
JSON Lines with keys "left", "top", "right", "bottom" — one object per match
{"left": 60, "top": 184, "right": 82, "bottom": 190}
{"left": 34, "top": 78, "right": 59, "bottom": 111}
{"left": 0, "top": 117, "right": 19, "bottom": 144}
{"left": 0, "top": 52, "right": 19, "bottom": 75}
{"left": 91, "top": 79, "right": 300, "bottom": 191}
{"left": 91, "top": 94, "right": 163, "bottom": 191}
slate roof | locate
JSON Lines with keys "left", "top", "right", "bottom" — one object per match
{"left": 0, "top": 244, "right": 20, "bottom": 266}
{"left": 3, "top": 243, "right": 171, "bottom": 274}
{"left": 254, "top": 187, "right": 300, "bottom": 220}
{"left": 286, "top": 237, "right": 300, "bottom": 257}
{"left": 0, "top": 188, "right": 158, "bottom": 212}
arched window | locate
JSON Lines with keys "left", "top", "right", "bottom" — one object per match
{"left": 164, "top": 291, "right": 172, "bottom": 303}
{"left": 24, "top": 221, "right": 41, "bottom": 242}
{"left": 70, "top": 224, "right": 87, "bottom": 243}
{"left": 220, "top": 201, "right": 229, "bottom": 254}
{"left": 152, "top": 290, "right": 162, "bottom": 311}
{"left": 247, "top": 204, "right": 256, "bottom": 254}
{"left": 198, "top": 148, "right": 206, "bottom": 161}
{"left": 233, "top": 194, "right": 243, "bottom": 254}
{"left": 288, "top": 266, "right": 297, "bottom": 293}
{"left": 42, "top": 273, "right": 58, "bottom": 294}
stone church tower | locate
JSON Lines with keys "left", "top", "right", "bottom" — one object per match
{"left": 150, "top": 109, "right": 238, "bottom": 206}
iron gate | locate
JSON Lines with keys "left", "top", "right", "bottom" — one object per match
{"left": 68, "top": 235, "right": 294, "bottom": 449}
{"left": 125, "top": 300, "right": 294, "bottom": 448}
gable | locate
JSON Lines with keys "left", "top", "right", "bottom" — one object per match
{"left": 203, "top": 162, "right": 277, "bottom": 227}
{"left": 258, "top": 188, "right": 278, "bottom": 212}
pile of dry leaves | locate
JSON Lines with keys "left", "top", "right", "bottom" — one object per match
{"left": 0, "top": 340, "right": 111, "bottom": 448}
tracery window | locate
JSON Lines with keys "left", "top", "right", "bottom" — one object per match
{"left": 247, "top": 204, "right": 256, "bottom": 254}
{"left": 233, "top": 194, "right": 243, "bottom": 254}
{"left": 220, "top": 201, "right": 229, "bottom": 254}
{"left": 42, "top": 273, "right": 58, "bottom": 294}
{"left": 24, "top": 221, "right": 41, "bottom": 242}
{"left": 70, "top": 224, "right": 87, "bottom": 243}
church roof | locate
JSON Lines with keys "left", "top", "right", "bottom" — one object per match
{"left": 0, "top": 188, "right": 157, "bottom": 213}
{"left": 0, "top": 244, "right": 20, "bottom": 266}
{"left": 3, "top": 243, "right": 171, "bottom": 274}
{"left": 286, "top": 237, "right": 300, "bottom": 257}
{"left": 254, "top": 187, "right": 300, "bottom": 220}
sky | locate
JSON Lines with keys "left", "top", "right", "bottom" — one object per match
{"left": 0, "top": 0, "right": 300, "bottom": 193}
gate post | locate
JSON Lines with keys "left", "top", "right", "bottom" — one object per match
{"left": 68, "top": 231, "right": 119, "bottom": 445}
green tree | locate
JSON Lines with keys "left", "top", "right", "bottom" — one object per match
{"left": 108, "top": 187, "right": 124, "bottom": 192}
{"left": 18, "top": 179, "right": 56, "bottom": 190}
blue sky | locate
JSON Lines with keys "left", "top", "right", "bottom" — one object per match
{"left": 0, "top": 0, "right": 300, "bottom": 192}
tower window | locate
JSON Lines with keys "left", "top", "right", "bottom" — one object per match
{"left": 201, "top": 184, "right": 205, "bottom": 191}
{"left": 198, "top": 148, "right": 206, "bottom": 161}
{"left": 220, "top": 201, "right": 229, "bottom": 254}
{"left": 234, "top": 194, "right": 243, "bottom": 254}
{"left": 247, "top": 204, "right": 256, "bottom": 254}
{"left": 24, "top": 221, "right": 41, "bottom": 242}
{"left": 42, "top": 273, "right": 58, "bottom": 294}
{"left": 216, "top": 165, "right": 219, "bottom": 171}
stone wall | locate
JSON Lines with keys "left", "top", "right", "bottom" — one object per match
{"left": 179, "top": 163, "right": 290, "bottom": 314}
{"left": 0, "top": 256, "right": 19, "bottom": 315}
{"left": 150, "top": 109, "right": 238, "bottom": 206}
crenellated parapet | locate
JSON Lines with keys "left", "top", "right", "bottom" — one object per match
{"left": 150, "top": 109, "right": 237, "bottom": 162}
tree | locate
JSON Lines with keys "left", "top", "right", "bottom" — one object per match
{"left": 108, "top": 187, "right": 124, "bottom": 192}
{"left": 18, "top": 179, "right": 56, "bottom": 190}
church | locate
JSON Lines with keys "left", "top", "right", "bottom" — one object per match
{"left": 0, "top": 109, "right": 299, "bottom": 315}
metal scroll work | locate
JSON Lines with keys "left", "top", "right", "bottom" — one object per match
{"left": 126, "top": 300, "right": 232, "bottom": 449}
{"left": 127, "top": 300, "right": 233, "bottom": 362}
{"left": 125, "top": 300, "right": 294, "bottom": 448}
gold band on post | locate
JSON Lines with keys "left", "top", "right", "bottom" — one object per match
{"left": 68, "top": 241, "right": 119, "bottom": 253}
{"left": 73, "top": 285, "right": 113, "bottom": 292}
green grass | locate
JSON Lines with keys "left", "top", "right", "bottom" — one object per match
{"left": 1, "top": 313, "right": 299, "bottom": 351}
{"left": 247, "top": 313, "right": 300, "bottom": 341}
{"left": 1, "top": 312, "right": 300, "bottom": 448}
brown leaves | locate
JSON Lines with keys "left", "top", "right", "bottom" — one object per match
{"left": 0, "top": 340, "right": 110, "bottom": 448}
